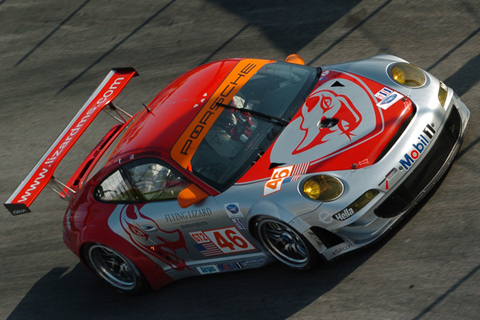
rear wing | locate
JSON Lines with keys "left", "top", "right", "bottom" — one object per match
{"left": 4, "top": 68, "right": 138, "bottom": 215}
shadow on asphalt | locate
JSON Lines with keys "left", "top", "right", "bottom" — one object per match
{"left": 445, "top": 53, "right": 480, "bottom": 163}
{"left": 7, "top": 251, "right": 372, "bottom": 320}
{"left": 7, "top": 194, "right": 438, "bottom": 320}
{"left": 206, "top": 0, "right": 361, "bottom": 58}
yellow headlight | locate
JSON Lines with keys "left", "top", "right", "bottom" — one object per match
{"left": 390, "top": 63, "right": 426, "bottom": 88}
{"left": 303, "top": 175, "right": 344, "bottom": 201}
{"left": 350, "top": 189, "right": 379, "bottom": 212}
{"left": 333, "top": 189, "right": 379, "bottom": 221}
{"left": 438, "top": 81, "right": 448, "bottom": 107}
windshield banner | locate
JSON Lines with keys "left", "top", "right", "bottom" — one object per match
{"left": 171, "top": 59, "right": 271, "bottom": 169}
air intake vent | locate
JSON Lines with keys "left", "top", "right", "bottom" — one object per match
{"left": 375, "top": 107, "right": 462, "bottom": 218}
{"left": 375, "top": 108, "right": 415, "bottom": 163}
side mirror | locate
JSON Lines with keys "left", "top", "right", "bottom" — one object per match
{"left": 177, "top": 183, "right": 209, "bottom": 208}
{"left": 285, "top": 54, "right": 305, "bottom": 65}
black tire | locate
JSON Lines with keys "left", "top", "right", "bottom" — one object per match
{"left": 255, "top": 217, "right": 319, "bottom": 270}
{"left": 83, "top": 243, "right": 151, "bottom": 294}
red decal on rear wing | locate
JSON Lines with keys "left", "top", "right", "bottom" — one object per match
{"left": 4, "top": 68, "right": 138, "bottom": 215}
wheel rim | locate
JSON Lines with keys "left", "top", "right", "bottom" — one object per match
{"left": 257, "top": 219, "right": 309, "bottom": 268}
{"left": 88, "top": 244, "right": 137, "bottom": 291}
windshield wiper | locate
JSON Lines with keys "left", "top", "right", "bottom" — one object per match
{"left": 216, "top": 102, "right": 290, "bottom": 126}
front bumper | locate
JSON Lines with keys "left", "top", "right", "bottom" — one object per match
{"left": 301, "top": 92, "right": 470, "bottom": 261}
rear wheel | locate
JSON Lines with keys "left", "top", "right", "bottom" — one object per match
{"left": 84, "top": 243, "right": 150, "bottom": 294}
{"left": 255, "top": 218, "right": 319, "bottom": 270}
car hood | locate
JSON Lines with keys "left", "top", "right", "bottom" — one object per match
{"left": 237, "top": 69, "right": 414, "bottom": 184}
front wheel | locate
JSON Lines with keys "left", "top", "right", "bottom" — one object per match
{"left": 255, "top": 218, "right": 319, "bottom": 270}
{"left": 83, "top": 243, "right": 150, "bottom": 294}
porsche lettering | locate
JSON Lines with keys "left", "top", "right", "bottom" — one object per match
{"left": 171, "top": 59, "right": 270, "bottom": 168}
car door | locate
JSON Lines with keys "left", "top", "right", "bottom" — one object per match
{"left": 102, "top": 157, "right": 259, "bottom": 278}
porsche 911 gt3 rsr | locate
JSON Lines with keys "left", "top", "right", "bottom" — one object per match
{"left": 5, "top": 54, "right": 469, "bottom": 293}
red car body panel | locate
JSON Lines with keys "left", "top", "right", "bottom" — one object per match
{"left": 64, "top": 177, "right": 175, "bottom": 290}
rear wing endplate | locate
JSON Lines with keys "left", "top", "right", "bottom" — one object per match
{"left": 4, "top": 68, "right": 138, "bottom": 215}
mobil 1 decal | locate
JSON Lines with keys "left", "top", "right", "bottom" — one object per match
{"left": 270, "top": 72, "right": 384, "bottom": 165}
{"left": 399, "top": 123, "right": 436, "bottom": 170}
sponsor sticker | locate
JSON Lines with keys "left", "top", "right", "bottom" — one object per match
{"left": 231, "top": 218, "right": 247, "bottom": 230}
{"left": 240, "top": 258, "right": 265, "bottom": 266}
{"left": 374, "top": 87, "right": 394, "bottom": 99}
{"left": 217, "top": 262, "right": 243, "bottom": 272}
{"left": 333, "top": 208, "right": 355, "bottom": 221}
{"left": 190, "top": 227, "right": 255, "bottom": 256}
{"left": 377, "top": 92, "right": 403, "bottom": 110}
{"left": 197, "top": 262, "right": 246, "bottom": 274}
{"left": 197, "top": 265, "right": 220, "bottom": 274}
{"left": 164, "top": 207, "right": 212, "bottom": 223}
{"left": 319, "top": 211, "right": 334, "bottom": 224}
{"left": 399, "top": 124, "right": 436, "bottom": 170}
{"left": 224, "top": 203, "right": 243, "bottom": 218}
{"left": 332, "top": 243, "right": 353, "bottom": 255}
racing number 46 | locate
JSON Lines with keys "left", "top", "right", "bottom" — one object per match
{"left": 264, "top": 165, "right": 293, "bottom": 196}
{"left": 204, "top": 227, "right": 255, "bottom": 254}
{"left": 214, "top": 229, "right": 248, "bottom": 250}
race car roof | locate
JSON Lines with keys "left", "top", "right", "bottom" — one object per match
{"left": 107, "top": 58, "right": 273, "bottom": 164}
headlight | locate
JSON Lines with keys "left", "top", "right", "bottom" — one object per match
{"left": 438, "top": 81, "right": 448, "bottom": 107}
{"left": 302, "top": 175, "right": 343, "bottom": 201}
{"left": 389, "top": 62, "right": 426, "bottom": 88}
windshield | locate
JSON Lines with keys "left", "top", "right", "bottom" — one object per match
{"left": 188, "top": 62, "right": 318, "bottom": 191}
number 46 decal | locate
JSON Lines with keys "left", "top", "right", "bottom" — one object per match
{"left": 264, "top": 165, "right": 293, "bottom": 196}
{"left": 191, "top": 227, "right": 256, "bottom": 254}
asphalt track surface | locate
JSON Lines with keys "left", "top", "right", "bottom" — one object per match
{"left": 0, "top": 1, "right": 479, "bottom": 319}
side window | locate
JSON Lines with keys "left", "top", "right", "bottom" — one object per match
{"left": 96, "top": 170, "right": 139, "bottom": 202}
{"left": 125, "top": 161, "right": 189, "bottom": 201}
{"left": 96, "top": 159, "right": 189, "bottom": 202}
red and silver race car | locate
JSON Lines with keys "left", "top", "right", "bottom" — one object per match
{"left": 5, "top": 54, "right": 470, "bottom": 294}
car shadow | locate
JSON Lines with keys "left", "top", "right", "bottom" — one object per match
{"left": 7, "top": 165, "right": 455, "bottom": 320}
{"left": 7, "top": 204, "right": 432, "bottom": 320}
{"left": 444, "top": 53, "right": 480, "bottom": 165}
{"left": 6, "top": 248, "right": 372, "bottom": 320}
